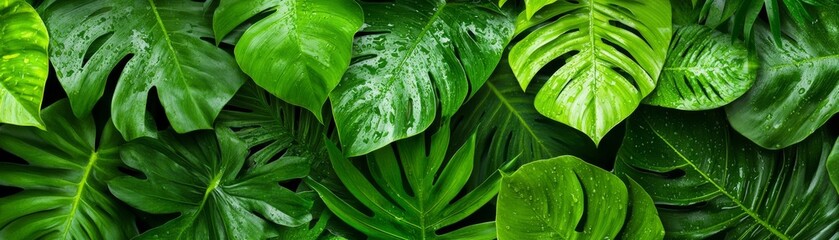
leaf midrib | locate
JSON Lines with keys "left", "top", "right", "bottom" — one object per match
{"left": 146, "top": 0, "right": 197, "bottom": 114}
{"left": 642, "top": 117, "right": 790, "bottom": 239}
{"left": 485, "top": 81, "right": 555, "bottom": 156}
{"left": 60, "top": 152, "right": 98, "bottom": 239}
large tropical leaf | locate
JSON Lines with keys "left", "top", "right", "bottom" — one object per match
{"left": 0, "top": 100, "right": 136, "bottom": 239}
{"left": 38, "top": 0, "right": 246, "bottom": 140}
{"left": 307, "top": 123, "right": 515, "bottom": 239}
{"left": 108, "top": 128, "right": 312, "bottom": 239}
{"left": 496, "top": 156, "right": 663, "bottom": 240}
{"left": 615, "top": 106, "right": 839, "bottom": 239}
{"left": 643, "top": 24, "right": 756, "bottom": 110}
{"left": 451, "top": 58, "right": 597, "bottom": 187}
{"left": 509, "top": 0, "right": 672, "bottom": 145}
{"left": 213, "top": 0, "right": 363, "bottom": 121}
{"left": 0, "top": 0, "right": 48, "bottom": 129}
{"left": 724, "top": 4, "right": 839, "bottom": 149}
{"left": 697, "top": 0, "right": 820, "bottom": 44}
{"left": 329, "top": 0, "right": 515, "bottom": 157}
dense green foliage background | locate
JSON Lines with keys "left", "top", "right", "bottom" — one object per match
{"left": 1, "top": 0, "right": 838, "bottom": 239}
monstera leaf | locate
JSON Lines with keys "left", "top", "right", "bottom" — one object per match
{"left": 452, "top": 58, "right": 597, "bottom": 187}
{"left": 38, "top": 0, "right": 246, "bottom": 140}
{"left": 697, "top": 0, "right": 819, "bottom": 44}
{"left": 329, "top": 0, "right": 515, "bottom": 157}
{"left": 725, "top": 5, "right": 839, "bottom": 149}
{"left": 0, "top": 0, "right": 48, "bottom": 129}
{"left": 496, "top": 156, "right": 663, "bottom": 240}
{"left": 615, "top": 106, "right": 839, "bottom": 239}
{"left": 643, "top": 24, "right": 756, "bottom": 110}
{"left": 508, "top": 0, "right": 672, "bottom": 145}
{"left": 308, "top": 124, "right": 516, "bottom": 239}
{"left": 213, "top": 0, "right": 363, "bottom": 121}
{"left": 0, "top": 100, "right": 136, "bottom": 239}
{"left": 108, "top": 128, "right": 312, "bottom": 239}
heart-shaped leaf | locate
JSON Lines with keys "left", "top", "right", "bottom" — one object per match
{"left": 0, "top": 0, "right": 48, "bottom": 128}
{"left": 38, "top": 0, "right": 246, "bottom": 140}
{"left": 108, "top": 128, "right": 312, "bottom": 239}
{"left": 496, "top": 156, "right": 663, "bottom": 240}
{"left": 213, "top": 0, "right": 363, "bottom": 121}
{"left": 643, "top": 24, "right": 756, "bottom": 110}
{"left": 0, "top": 100, "right": 136, "bottom": 239}
{"left": 615, "top": 106, "right": 839, "bottom": 239}
{"left": 329, "top": 0, "right": 515, "bottom": 156}
{"left": 509, "top": 0, "right": 672, "bottom": 145}
{"left": 308, "top": 123, "right": 515, "bottom": 239}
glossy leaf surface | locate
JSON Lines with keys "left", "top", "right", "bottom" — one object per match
{"left": 308, "top": 124, "right": 513, "bottom": 239}
{"left": 725, "top": 5, "right": 839, "bottom": 149}
{"left": 39, "top": 0, "right": 246, "bottom": 140}
{"left": 109, "top": 128, "right": 312, "bottom": 239}
{"left": 0, "top": 100, "right": 136, "bottom": 239}
{"left": 496, "top": 156, "right": 664, "bottom": 239}
{"left": 214, "top": 0, "right": 363, "bottom": 121}
{"left": 330, "top": 0, "right": 515, "bottom": 156}
{"left": 644, "top": 24, "right": 756, "bottom": 110}
{"left": 697, "top": 0, "right": 818, "bottom": 44}
{"left": 0, "top": 0, "right": 48, "bottom": 128}
{"left": 828, "top": 137, "right": 839, "bottom": 195}
{"left": 509, "top": 0, "right": 672, "bottom": 144}
{"left": 616, "top": 106, "right": 839, "bottom": 239}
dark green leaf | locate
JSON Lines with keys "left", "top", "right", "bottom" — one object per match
{"left": 509, "top": 0, "right": 672, "bottom": 144}
{"left": 108, "top": 128, "right": 312, "bottom": 239}
{"left": 308, "top": 123, "right": 513, "bottom": 239}
{"left": 698, "top": 0, "right": 818, "bottom": 44}
{"left": 615, "top": 106, "right": 839, "bottom": 239}
{"left": 0, "top": 100, "right": 137, "bottom": 239}
{"left": 38, "top": 0, "right": 246, "bottom": 140}
{"left": 644, "top": 24, "right": 756, "bottom": 110}
{"left": 329, "top": 0, "right": 515, "bottom": 156}
{"left": 213, "top": 0, "right": 363, "bottom": 121}
{"left": 725, "top": 5, "right": 839, "bottom": 149}
{"left": 0, "top": 0, "right": 48, "bottom": 128}
{"left": 828, "top": 137, "right": 839, "bottom": 195}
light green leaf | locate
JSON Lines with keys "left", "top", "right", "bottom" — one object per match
{"left": 308, "top": 123, "right": 515, "bottom": 239}
{"left": 509, "top": 0, "right": 672, "bottom": 145}
{"left": 38, "top": 0, "right": 246, "bottom": 140}
{"left": 329, "top": 0, "right": 515, "bottom": 156}
{"left": 213, "top": 0, "right": 363, "bottom": 121}
{"left": 725, "top": 5, "right": 839, "bottom": 149}
{"left": 0, "top": 0, "right": 48, "bottom": 129}
{"left": 496, "top": 156, "right": 663, "bottom": 240}
{"left": 644, "top": 24, "right": 756, "bottom": 110}
{"left": 0, "top": 99, "right": 137, "bottom": 239}
{"left": 108, "top": 128, "right": 312, "bottom": 239}
{"left": 615, "top": 106, "right": 839, "bottom": 239}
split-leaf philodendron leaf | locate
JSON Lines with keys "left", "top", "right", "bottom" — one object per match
{"left": 0, "top": 100, "right": 136, "bottom": 239}
{"left": 108, "top": 128, "right": 313, "bottom": 239}
{"left": 329, "top": 0, "right": 515, "bottom": 157}
{"left": 643, "top": 24, "right": 756, "bottom": 110}
{"left": 616, "top": 106, "right": 839, "bottom": 239}
{"left": 496, "top": 156, "right": 664, "bottom": 240}
{"left": 308, "top": 124, "right": 515, "bottom": 239}
{"left": 725, "top": 4, "right": 839, "bottom": 149}
{"left": 213, "top": 0, "right": 363, "bottom": 121}
{"left": 38, "top": 0, "right": 246, "bottom": 140}
{"left": 0, "top": 0, "right": 48, "bottom": 129}
{"left": 508, "top": 0, "right": 672, "bottom": 145}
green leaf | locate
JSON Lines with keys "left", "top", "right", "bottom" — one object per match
{"left": 643, "top": 24, "right": 756, "bottom": 110}
{"left": 698, "top": 0, "right": 817, "bottom": 44}
{"left": 213, "top": 0, "right": 363, "bottom": 121}
{"left": 38, "top": 0, "right": 246, "bottom": 140}
{"left": 496, "top": 156, "right": 664, "bottom": 240}
{"left": 615, "top": 106, "right": 839, "bottom": 239}
{"left": 0, "top": 100, "right": 137, "bottom": 239}
{"left": 509, "top": 0, "right": 672, "bottom": 145}
{"left": 451, "top": 58, "right": 597, "bottom": 186}
{"left": 108, "top": 128, "right": 313, "bottom": 239}
{"left": 724, "top": 5, "right": 839, "bottom": 149}
{"left": 329, "top": 0, "right": 515, "bottom": 157}
{"left": 0, "top": 0, "right": 48, "bottom": 129}
{"left": 308, "top": 123, "right": 514, "bottom": 239}
{"left": 828, "top": 137, "right": 839, "bottom": 195}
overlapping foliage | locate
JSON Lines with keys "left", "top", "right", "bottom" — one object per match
{"left": 0, "top": 0, "right": 837, "bottom": 239}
